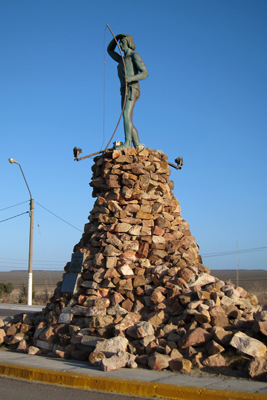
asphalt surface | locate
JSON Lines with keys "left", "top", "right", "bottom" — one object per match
{"left": 1, "top": 305, "right": 267, "bottom": 400}
{"left": 0, "top": 375, "right": 164, "bottom": 400}
{"left": 0, "top": 304, "right": 43, "bottom": 318}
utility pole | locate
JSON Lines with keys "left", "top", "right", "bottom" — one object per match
{"left": 236, "top": 240, "right": 239, "bottom": 287}
{"left": 9, "top": 158, "right": 34, "bottom": 305}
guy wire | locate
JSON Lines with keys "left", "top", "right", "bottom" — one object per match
{"left": 100, "top": 25, "right": 107, "bottom": 151}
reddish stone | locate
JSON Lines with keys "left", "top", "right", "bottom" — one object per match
{"left": 247, "top": 292, "right": 258, "bottom": 305}
{"left": 133, "top": 275, "right": 146, "bottom": 287}
{"left": 106, "top": 234, "right": 123, "bottom": 249}
{"left": 178, "top": 328, "right": 211, "bottom": 348}
{"left": 112, "top": 150, "right": 122, "bottom": 159}
{"left": 114, "top": 313, "right": 141, "bottom": 334}
{"left": 203, "top": 354, "right": 226, "bottom": 367}
{"left": 151, "top": 202, "right": 163, "bottom": 214}
{"left": 148, "top": 353, "right": 171, "bottom": 371}
{"left": 121, "top": 299, "right": 133, "bottom": 312}
{"left": 101, "top": 350, "right": 137, "bottom": 371}
{"left": 222, "top": 305, "right": 241, "bottom": 319}
{"left": 212, "top": 327, "right": 233, "bottom": 346}
{"left": 151, "top": 290, "right": 165, "bottom": 304}
{"left": 19, "top": 324, "right": 32, "bottom": 334}
{"left": 137, "top": 242, "right": 149, "bottom": 258}
{"left": 178, "top": 268, "right": 194, "bottom": 283}
{"left": 39, "top": 326, "right": 55, "bottom": 341}
{"left": 209, "top": 306, "right": 229, "bottom": 328}
{"left": 248, "top": 357, "right": 267, "bottom": 380}
{"left": 152, "top": 226, "right": 165, "bottom": 236}
{"left": 6, "top": 324, "right": 19, "bottom": 336}
{"left": 155, "top": 216, "right": 170, "bottom": 229}
{"left": 27, "top": 346, "right": 41, "bottom": 355}
{"left": 163, "top": 233, "right": 177, "bottom": 241}
{"left": 115, "top": 155, "right": 134, "bottom": 164}
{"left": 16, "top": 339, "right": 28, "bottom": 352}
{"left": 135, "top": 321, "right": 154, "bottom": 338}
{"left": 124, "top": 148, "right": 138, "bottom": 156}
{"left": 94, "top": 252, "right": 105, "bottom": 266}
{"left": 117, "top": 278, "right": 133, "bottom": 292}
{"left": 120, "top": 252, "right": 137, "bottom": 263}
{"left": 148, "top": 310, "right": 166, "bottom": 327}
{"left": 103, "top": 244, "right": 122, "bottom": 257}
{"left": 132, "top": 300, "right": 144, "bottom": 313}
{"left": 104, "top": 268, "right": 120, "bottom": 279}
{"left": 259, "top": 321, "right": 267, "bottom": 337}
{"left": 166, "top": 239, "right": 184, "bottom": 254}
{"left": 0, "top": 329, "right": 6, "bottom": 344}
{"left": 235, "top": 286, "right": 248, "bottom": 298}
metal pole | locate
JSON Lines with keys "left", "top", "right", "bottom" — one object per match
{"left": 27, "top": 198, "right": 34, "bottom": 305}
{"left": 236, "top": 240, "right": 239, "bottom": 287}
{"left": 17, "top": 164, "right": 32, "bottom": 199}
{"left": 9, "top": 158, "right": 33, "bottom": 305}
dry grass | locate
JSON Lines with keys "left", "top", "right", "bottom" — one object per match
{"left": 0, "top": 270, "right": 63, "bottom": 305}
{"left": 1, "top": 269, "right": 266, "bottom": 305}
{"left": 210, "top": 269, "right": 267, "bottom": 305}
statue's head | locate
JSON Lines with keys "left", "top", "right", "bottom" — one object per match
{"left": 120, "top": 34, "right": 136, "bottom": 51}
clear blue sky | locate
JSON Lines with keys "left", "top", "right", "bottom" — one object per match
{"left": 1, "top": 0, "right": 266, "bottom": 273}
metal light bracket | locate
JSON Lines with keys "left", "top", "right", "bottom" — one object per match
{"left": 73, "top": 146, "right": 183, "bottom": 171}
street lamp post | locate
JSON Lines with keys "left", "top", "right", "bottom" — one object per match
{"left": 9, "top": 158, "right": 34, "bottom": 306}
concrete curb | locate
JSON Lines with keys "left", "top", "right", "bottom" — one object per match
{"left": 0, "top": 361, "right": 266, "bottom": 400}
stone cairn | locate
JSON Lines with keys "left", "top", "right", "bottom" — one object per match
{"left": 1, "top": 147, "right": 267, "bottom": 380}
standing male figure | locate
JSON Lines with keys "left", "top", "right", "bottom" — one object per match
{"left": 107, "top": 34, "right": 148, "bottom": 150}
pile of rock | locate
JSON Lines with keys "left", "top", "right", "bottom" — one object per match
{"left": 1, "top": 147, "right": 267, "bottom": 380}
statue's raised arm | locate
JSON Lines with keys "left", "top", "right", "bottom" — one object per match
{"left": 107, "top": 34, "right": 148, "bottom": 150}
{"left": 107, "top": 34, "right": 126, "bottom": 63}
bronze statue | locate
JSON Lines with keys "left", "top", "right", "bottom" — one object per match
{"left": 107, "top": 34, "right": 148, "bottom": 150}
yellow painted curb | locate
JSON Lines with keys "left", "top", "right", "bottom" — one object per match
{"left": 0, "top": 361, "right": 266, "bottom": 400}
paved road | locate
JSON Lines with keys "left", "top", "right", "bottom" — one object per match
{"left": 0, "top": 304, "right": 43, "bottom": 319}
{"left": 0, "top": 376, "right": 168, "bottom": 400}
{"left": 0, "top": 309, "right": 30, "bottom": 318}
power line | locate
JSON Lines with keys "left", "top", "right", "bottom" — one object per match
{"left": 0, "top": 211, "right": 29, "bottom": 223}
{"left": 0, "top": 267, "right": 64, "bottom": 272}
{"left": 0, "top": 246, "right": 266, "bottom": 263}
{"left": 230, "top": 278, "right": 267, "bottom": 282}
{"left": 35, "top": 201, "right": 83, "bottom": 232}
{"left": 202, "top": 246, "right": 267, "bottom": 258}
{"left": 1, "top": 200, "right": 83, "bottom": 232}
{"left": 100, "top": 24, "right": 107, "bottom": 151}
{"left": 0, "top": 200, "right": 29, "bottom": 212}
{"left": 0, "top": 257, "right": 66, "bottom": 262}
{"left": 0, "top": 261, "right": 65, "bottom": 266}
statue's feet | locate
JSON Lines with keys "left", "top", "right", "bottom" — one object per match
{"left": 113, "top": 141, "right": 145, "bottom": 151}
{"left": 115, "top": 141, "right": 131, "bottom": 150}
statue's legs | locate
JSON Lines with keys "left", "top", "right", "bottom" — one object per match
{"left": 116, "top": 88, "right": 143, "bottom": 150}
{"left": 132, "top": 127, "right": 140, "bottom": 147}
{"left": 122, "top": 98, "right": 134, "bottom": 148}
